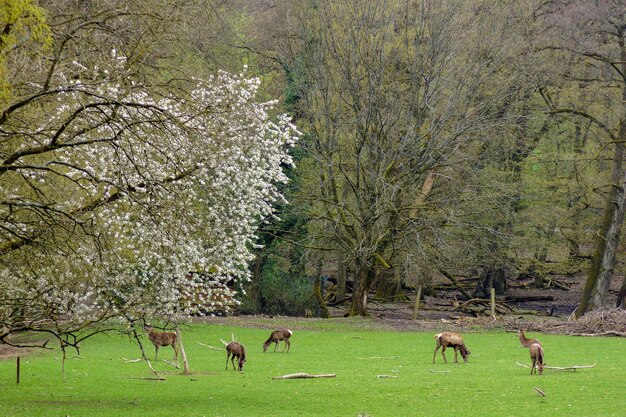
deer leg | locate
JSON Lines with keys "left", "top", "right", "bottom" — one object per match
{"left": 231, "top": 355, "right": 237, "bottom": 371}
{"left": 173, "top": 345, "right": 179, "bottom": 362}
{"left": 274, "top": 341, "right": 278, "bottom": 352}
{"left": 226, "top": 352, "right": 231, "bottom": 370}
{"left": 453, "top": 346, "right": 459, "bottom": 363}
{"left": 285, "top": 339, "right": 290, "bottom": 353}
{"left": 441, "top": 346, "right": 448, "bottom": 363}
{"left": 433, "top": 344, "right": 441, "bottom": 363}
{"left": 154, "top": 345, "right": 159, "bottom": 361}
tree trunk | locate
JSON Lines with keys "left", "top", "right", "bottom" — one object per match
{"left": 616, "top": 275, "right": 626, "bottom": 309}
{"left": 336, "top": 257, "right": 347, "bottom": 301}
{"left": 313, "top": 276, "right": 331, "bottom": 319}
{"left": 575, "top": 133, "right": 625, "bottom": 317}
{"left": 375, "top": 269, "right": 406, "bottom": 301}
{"left": 473, "top": 267, "right": 507, "bottom": 298}
{"left": 348, "top": 267, "right": 375, "bottom": 316}
{"left": 577, "top": 29, "right": 626, "bottom": 316}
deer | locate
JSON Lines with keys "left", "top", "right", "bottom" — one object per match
{"left": 144, "top": 324, "right": 179, "bottom": 362}
{"left": 226, "top": 341, "right": 246, "bottom": 371}
{"left": 529, "top": 343, "right": 545, "bottom": 375}
{"left": 433, "top": 332, "right": 471, "bottom": 364}
{"left": 518, "top": 329, "right": 542, "bottom": 348}
{"left": 263, "top": 329, "right": 293, "bottom": 353}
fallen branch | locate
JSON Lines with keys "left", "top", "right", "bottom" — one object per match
{"left": 377, "top": 375, "right": 398, "bottom": 378}
{"left": 533, "top": 387, "right": 546, "bottom": 397}
{"left": 162, "top": 359, "right": 180, "bottom": 369}
{"left": 429, "top": 370, "right": 451, "bottom": 373}
{"left": 357, "top": 356, "right": 399, "bottom": 360}
{"left": 516, "top": 362, "right": 597, "bottom": 371}
{"left": 544, "top": 363, "right": 597, "bottom": 371}
{"left": 128, "top": 376, "right": 166, "bottom": 381}
{"left": 54, "top": 355, "right": 82, "bottom": 360}
{"left": 123, "top": 358, "right": 142, "bottom": 363}
{"left": 272, "top": 373, "right": 336, "bottom": 380}
{"left": 199, "top": 342, "right": 225, "bottom": 351}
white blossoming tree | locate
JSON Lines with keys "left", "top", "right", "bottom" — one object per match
{"left": 0, "top": 1, "right": 299, "bottom": 365}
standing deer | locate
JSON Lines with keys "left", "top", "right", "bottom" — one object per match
{"left": 263, "top": 329, "right": 293, "bottom": 353}
{"left": 433, "top": 332, "right": 471, "bottom": 363}
{"left": 518, "top": 329, "right": 541, "bottom": 348}
{"left": 529, "top": 343, "right": 545, "bottom": 375}
{"left": 226, "top": 341, "right": 247, "bottom": 371}
{"left": 144, "top": 324, "right": 179, "bottom": 362}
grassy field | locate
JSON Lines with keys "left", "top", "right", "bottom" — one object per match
{"left": 0, "top": 319, "right": 624, "bottom": 417}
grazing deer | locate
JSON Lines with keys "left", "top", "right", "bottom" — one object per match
{"left": 263, "top": 329, "right": 293, "bottom": 353}
{"left": 529, "top": 343, "right": 545, "bottom": 375}
{"left": 226, "top": 341, "right": 246, "bottom": 371}
{"left": 144, "top": 324, "right": 179, "bottom": 362}
{"left": 518, "top": 329, "right": 541, "bottom": 348}
{"left": 433, "top": 332, "right": 471, "bottom": 364}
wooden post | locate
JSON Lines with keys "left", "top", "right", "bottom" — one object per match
{"left": 413, "top": 286, "right": 423, "bottom": 320}
{"left": 16, "top": 356, "right": 20, "bottom": 384}
{"left": 490, "top": 287, "right": 496, "bottom": 319}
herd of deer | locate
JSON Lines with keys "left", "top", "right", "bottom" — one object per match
{"left": 432, "top": 329, "right": 546, "bottom": 375}
{"left": 143, "top": 324, "right": 292, "bottom": 372}
{"left": 143, "top": 324, "right": 545, "bottom": 375}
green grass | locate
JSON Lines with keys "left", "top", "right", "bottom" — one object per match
{"left": 0, "top": 320, "right": 624, "bottom": 417}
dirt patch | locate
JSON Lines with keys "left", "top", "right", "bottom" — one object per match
{"left": 199, "top": 272, "right": 625, "bottom": 336}
{"left": 0, "top": 344, "right": 31, "bottom": 361}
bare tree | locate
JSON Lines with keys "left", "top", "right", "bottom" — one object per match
{"left": 291, "top": 0, "right": 532, "bottom": 315}
{"left": 533, "top": 1, "right": 626, "bottom": 316}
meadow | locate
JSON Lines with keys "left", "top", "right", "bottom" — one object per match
{"left": 0, "top": 319, "right": 624, "bottom": 417}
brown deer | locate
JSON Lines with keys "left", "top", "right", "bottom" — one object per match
{"left": 144, "top": 324, "right": 179, "bottom": 362}
{"left": 518, "top": 329, "right": 541, "bottom": 348}
{"left": 433, "top": 332, "right": 471, "bottom": 363}
{"left": 263, "top": 329, "right": 293, "bottom": 353}
{"left": 529, "top": 343, "right": 545, "bottom": 375}
{"left": 226, "top": 341, "right": 246, "bottom": 371}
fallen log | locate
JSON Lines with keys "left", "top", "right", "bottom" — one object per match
{"left": 439, "top": 269, "right": 473, "bottom": 300}
{"left": 569, "top": 331, "right": 626, "bottom": 338}
{"left": 273, "top": 373, "right": 336, "bottom": 380}
{"left": 547, "top": 279, "right": 570, "bottom": 291}
{"left": 453, "top": 298, "right": 514, "bottom": 314}
{"left": 505, "top": 295, "right": 555, "bottom": 302}
{"left": 533, "top": 387, "right": 546, "bottom": 397}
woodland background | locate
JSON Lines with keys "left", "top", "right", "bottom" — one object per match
{"left": 1, "top": 0, "right": 625, "bottom": 342}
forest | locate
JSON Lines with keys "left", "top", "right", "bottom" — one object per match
{"left": 1, "top": 0, "right": 625, "bottom": 348}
